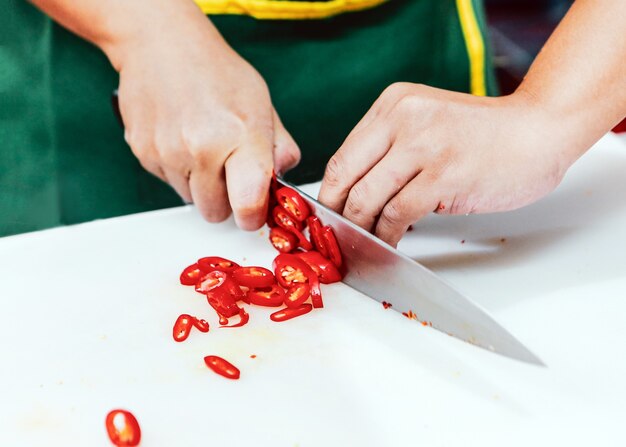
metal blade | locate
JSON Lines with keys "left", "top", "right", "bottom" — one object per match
{"left": 277, "top": 178, "right": 544, "bottom": 366}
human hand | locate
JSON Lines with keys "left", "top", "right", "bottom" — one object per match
{"left": 113, "top": 8, "right": 299, "bottom": 230}
{"left": 319, "top": 83, "right": 582, "bottom": 246}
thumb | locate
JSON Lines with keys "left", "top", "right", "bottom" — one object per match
{"left": 272, "top": 109, "right": 301, "bottom": 176}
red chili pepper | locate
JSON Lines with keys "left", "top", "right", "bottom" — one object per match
{"left": 284, "top": 283, "right": 310, "bottom": 308}
{"left": 173, "top": 314, "right": 194, "bottom": 342}
{"left": 180, "top": 263, "right": 202, "bottom": 286}
{"left": 292, "top": 227, "right": 313, "bottom": 251}
{"left": 275, "top": 186, "right": 310, "bottom": 222}
{"left": 321, "top": 225, "right": 342, "bottom": 268}
{"left": 382, "top": 301, "right": 392, "bottom": 309}
{"left": 204, "top": 355, "right": 240, "bottom": 380}
{"left": 273, "top": 254, "right": 323, "bottom": 308}
{"left": 197, "top": 256, "right": 240, "bottom": 273}
{"left": 105, "top": 409, "right": 141, "bottom": 447}
{"left": 220, "top": 308, "right": 250, "bottom": 328}
{"left": 306, "top": 216, "right": 328, "bottom": 258}
{"left": 270, "top": 304, "right": 313, "bottom": 322}
{"left": 273, "top": 206, "right": 304, "bottom": 232}
{"left": 192, "top": 317, "right": 210, "bottom": 332}
{"left": 295, "top": 251, "right": 342, "bottom": 284}
{"left": 247, "top": 284, "right": 285, "bottom": 307}
{"left": 269, "top": 227, "right": 298, "bottom": 253}
{"left": 232, "top": 266, "right": 275, "bottom": 288}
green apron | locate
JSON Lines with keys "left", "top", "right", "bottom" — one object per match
{"left": 0, "top": 0, "right": 496, "bottom": 237}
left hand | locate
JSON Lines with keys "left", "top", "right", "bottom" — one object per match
{"left": 318, "top": 83, "right": 581, "bottom": 246}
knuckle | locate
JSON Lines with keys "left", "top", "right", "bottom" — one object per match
{"left": 324, "top": 154, "right": 345, "bottom": 187}
{"left": 382, "top": 82, "right": 411, "bottom": 99}
{"left": 381, "top": 199, "right": 408, "bottom": 226}
{"left": 344, "top": 184, "right": 369, "bottom": 217}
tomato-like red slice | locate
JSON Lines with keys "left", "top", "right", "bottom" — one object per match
{"left": 296, "top": 251, "right": 342, "bottom": 284}
{"left": 180, "top": 263, "right": 202, "bottom": 286}
{"left": 105, "top": 409, "right": 141, "bottom": 447}
{"left": 197, "top": 256, "right": 240, "bottom": 273}
{"left": 204, "top": 355, "right": 240, "bottom": 380}
{"left": 321, "top": 225, "right": 343, "bottom": 268}
{"left": 232, "top": 266, "right": 275, "bottom": 288}
{"left": 206, "top": 288, "right": 240, "bottom": 318}
{"left": 195, "top": 270, "right": 228, "bottom": 294}
{"left": 192, "top": 317, "right": 210, "bottom": 332}
{"left": 269, "top": 227, "right": 298, "bottom": 253}
{"left": 273, "top": 206, "right": 304, "bottom": 232}
{"left": 270, "top": 304, "right": 313, "bottom": 322}
{"left": 306, "top": 216, "right": 328, "bottom": 258}
{"left": 284, "top": 283, "right": 310, "bottom": 308}
{"left": 273, "top": 254, "right": 323, "bottom": 308}
{"left": 248, "top": 284, "right": 285, "bottom": 307}
{"left": 275, "top": 186, "right": 310, "bottom": 222}
{"left": 172, "top": 314, "right": 194, "bottom": 342}
{"left": 220, "top": 308, "right": 250, "bottom": 328}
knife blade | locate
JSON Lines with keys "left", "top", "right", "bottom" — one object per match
{"left": 277, "top": 177, "right": 544, "bottom": 366}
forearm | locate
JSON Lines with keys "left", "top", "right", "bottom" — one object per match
{"left": 29, "top": 0, "right": 223, "bottom": 70}
{"left": 516, "top": 0, "right": 626, "bottom": 158}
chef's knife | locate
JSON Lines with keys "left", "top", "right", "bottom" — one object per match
{"left": 277, "top": 178, "right": 544, "bottom": 366}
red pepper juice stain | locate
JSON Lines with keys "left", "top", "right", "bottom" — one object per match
{"left": 204, "top": 355, "right": 240, "bottom": 380}
{"left": 382, "top": 301, "right": 392, "bottom": 309}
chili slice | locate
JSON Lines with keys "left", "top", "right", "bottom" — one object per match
{"left": 284, "top": 283, "right": 310, "bottom": 309}
{"left": 306, "top": 216, "right": 328, "bottom": 258}
{"left": 247, "top": 284, "right": 285, "bottom": 307}
{"left": 197, "top": 257, "right": 240, "bottom": 273}
{"left": 173, "top": 314, "right": 194, "bottom": 342}
{"left": 232, "top": 266, "right": 275, "bottom": 288}
{"left": 105, "top": 409, "right": 141, "bottom": 447}
{"left": 273, "top": 206, "right": 304, "bottom": 232}
{"left": 206, "top": 288, "right": 240, "bottom": 318}
{"left": 204, "top": 355, "right": 240, "bottom": 380}
{"left": 270, "top": 304, "right": 313, "bottom": 322}
{"left": 195, "top": 270, "right": 227, "bottom": 294}
{"left": 296, "top": 251, "right": 342, "bottom": 284}
{"left": 192, "top": 317, "right": 210, "bottom": 332}
{"left": 275, "top": 186, "right": 310, "bottom": 222}
{"left": 180, "top": 263, "right": 202, "bottom": 286}
{"left": 321, "top": 225, "right": 343, "bottom": 268}
{"left": 269, "top": 227, "right": 298, "bottom": 253}
{"left": 273, "top": 254, "right": 323, "bottom": 308}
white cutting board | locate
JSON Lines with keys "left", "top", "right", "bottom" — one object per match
{"left": 1, "top": 134, "right": 625, "bottom": 446}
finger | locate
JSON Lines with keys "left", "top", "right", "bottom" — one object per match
{"left": 225, "top": 132, "right": 274, "bottom": 231}
{"left": 374, "top": 173, "right": 440, "bottom": 246}
{"left": 342, "top": 146, "right": 421, "bottom": 232}
{"left": 272, "top": 109, "right": 301, "bottom": 175}
{"left": 318, "top": 121, "right": 392, "bottom": 213}
{"left": 162, "top": 168, "right": 192, "bottom": 203}
{"left": 188, "top": 149, "right": 231, "bottom": 222}
{"left": 155, "top": 134, "right": 193, "bottom": 203}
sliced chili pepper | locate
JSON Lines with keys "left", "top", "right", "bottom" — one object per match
{"left": 270, "top": 304, "right": 313, "bottom": 322}
{"left": 195, "top": 270, "right": 228, "bottom": 294}
{"left": 292, "top": 227, "right": 313, "bottom": 251}
{"left": 105, "top": 409, "right": 141, "bottom": 447}
{"left": 180, "top": 263, "right": 202, "bottom": 286}
{"left": 206, "top": 288, "right": 240, "bottom": 318}
{"left": 204, "top": 355, "right": 240, "bottom": 380}
{"left": 273, "top": 254, "right": 323, "bottom": 308}
{"left": 273, "top": 206, "right": 304, "bottom": 232}
{"left": 197, "top": 256, "right": 240, "bottom": 273}
{"left": 306, "top": 216, "right": 328, "bottom": 258}
{"left": 247, "top": 284, "right": 285, "bottom": 307}
{"left": 220, "top": 308, "right": 250, "bottom": 328}
{"left": 232, "top": 266, "right": 275, "bottom": 288}
{"left": 192, "top": 317, "right": 210, "bottom": 332}
{"left": 284, "top": 283, "right": 310, "bottom": 309}
{"left": 269, "top": 227, "right": 298, "bottom": 253}
{"left": 173, "top": 314, "right": 194, "bottom": 342}
{"left": 296, "top": 251, "right": 342, "bottom": 284}
{"left": 321, "top": 225, "right": 343, "bottom": 268}
{"left": 275, "top": 186, "right": 310, "bottom": 222}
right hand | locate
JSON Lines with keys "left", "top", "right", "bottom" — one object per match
{"left": 111, "top": 5, "right": 300, "bottom": 230}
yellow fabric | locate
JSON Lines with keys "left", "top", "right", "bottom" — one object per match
{"left": 455, "top": 0, "right": 487, "bottom": 96}
{"left": 194, "top": 0, "right": 388, "bottom": 20}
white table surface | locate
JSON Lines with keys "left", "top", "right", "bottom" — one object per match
{"left": 1, "top": 134, "right": 625, "bottom": 446}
